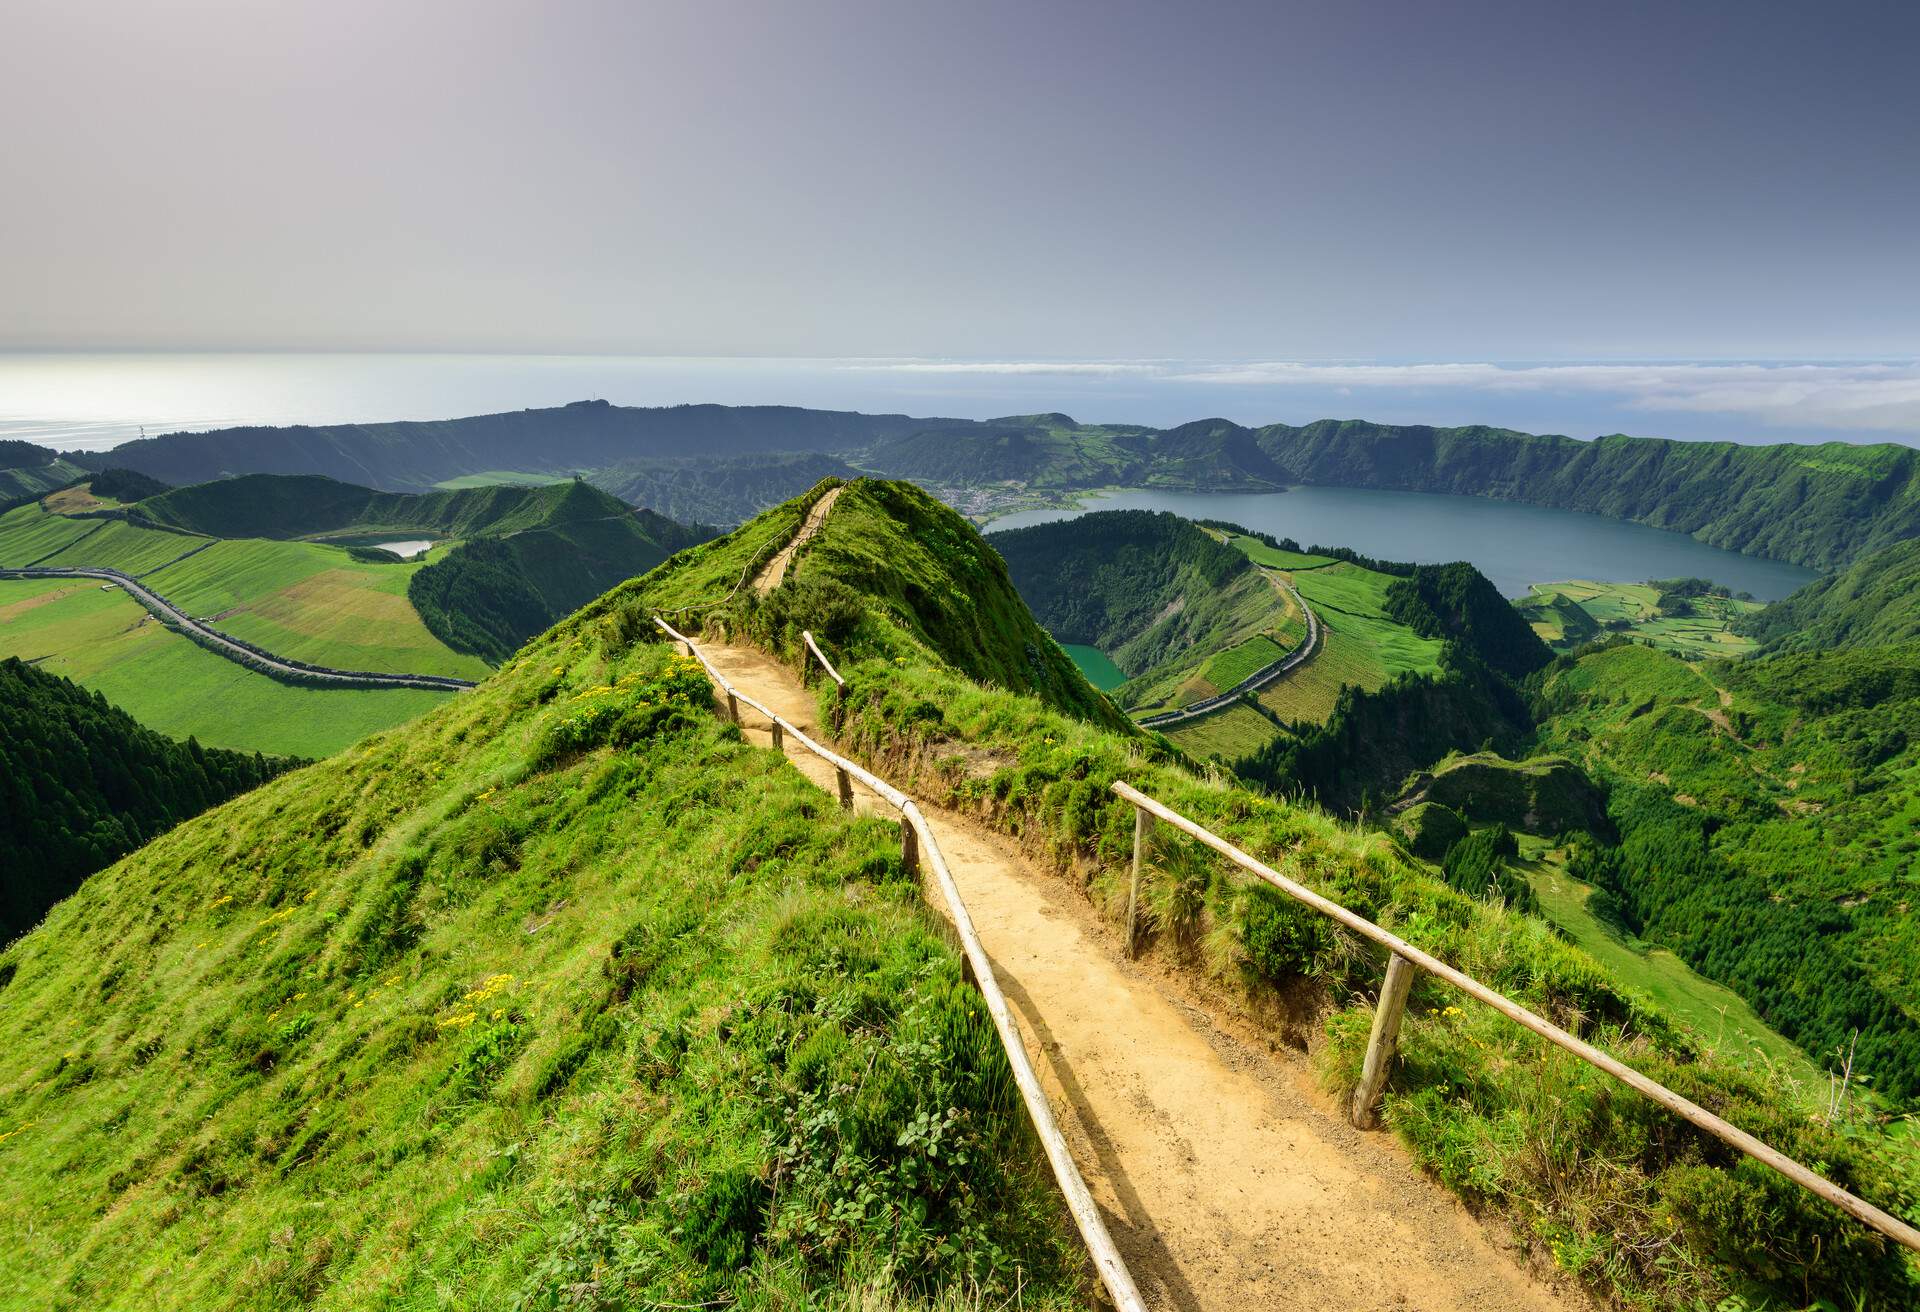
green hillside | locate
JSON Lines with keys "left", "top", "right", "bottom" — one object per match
{"left": 0, "top": 626, "right": 1084, "bottom": 1308}
{"left": 0, "top": 498, "right": 489, "bottom": 674}
{"left": 600, "top": 479, "right": 1917, "bottom": 1308}
{"left": 76, "top": 400, "right": 938, "bottom": 491}
{"left": 1736, "top": 537, "right": 1920, "bottom": 653}
{"left": 125, "top": 474, "right": 710, "bottom": 665}
{"left": 1, "top": 658, "right": 291, "bottom": 942}
{"left": 407, "top": 493, "right": 709, "bottom": 663}
{"left": 989, "top": 510, "right": 1310, "bottom": 715}
{"left": 0, "top": 442, "right": 88, "bottom": 505}
{"left": 591, "top": 451, "right": 855, "bottom": 526}
{"left": 1531, "top": 639, "right": 1920, "bottom": 1100}
{"left": 134, "top": 473, "right": 635, "bottom": 541}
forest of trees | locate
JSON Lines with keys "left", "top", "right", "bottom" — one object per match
{"left": 87, "top": 467, "right": 170, "bottom": 502}
{"left": 0, "top": 439, "right": 57, "bottom": 469}
{"left": 0, "top": 659, "right": 294, "bottom": 941}
{"left": 988, "top": 509, "right": 1250, "bottom": 659}
{"left": 1571, "top": 786, "right": 1920, "bottom": 1100}
{"left": 407, "top": 537, "right": 561, "bottom": 663}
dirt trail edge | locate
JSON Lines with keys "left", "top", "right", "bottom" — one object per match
{"left": 755, "top": 485, "right": 843, "bottom": 594}
{"left": 694, "top": 639, "right": 1588, "bottom": 1312}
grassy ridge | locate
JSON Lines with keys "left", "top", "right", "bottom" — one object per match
{"left": 0, "top": 578, "right": 453, "bottom": 757}
{"left": 0, "top": 626, "right": 1083, "bottom": 1309}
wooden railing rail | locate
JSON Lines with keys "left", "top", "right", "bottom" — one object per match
{"left": 801, "top": 629, "right": 845, "bottom": 688}
{"left": 654, "top": 616, "right": 1147, "bottom": 1311}
{"left": 1111, "top": 780, "right": 1920, "bottom": 1255}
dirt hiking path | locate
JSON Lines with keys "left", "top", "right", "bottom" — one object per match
{"left": 694, "top": 639, "right": 1586, "bottom": 1312}
{"left": 755, "top": 485, "right": 843, "bottom": 594}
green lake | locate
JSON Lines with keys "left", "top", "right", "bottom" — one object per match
{"left": 1063, "top": 643, "right": 1127, "bottom": 691}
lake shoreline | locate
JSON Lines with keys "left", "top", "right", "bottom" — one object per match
{"left": 978, "top": 484, "right": 1818, "bottom": 600}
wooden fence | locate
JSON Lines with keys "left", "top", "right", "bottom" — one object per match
{"left": 1111, "top": 780, "right": 1920, "bottom": 1255}
{"left": 653, "top": 616, "right": 1147, "bottom": 1312}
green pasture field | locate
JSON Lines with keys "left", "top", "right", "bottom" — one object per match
{"left": 1525, "top": 580, "right": 1762, "bottom": 659}
{"left": 0, "top": 577, "right": 453, "bottom": 757}
{"left": 145, "top": 540, "right": 489, "bottom": 679}
{"left": 34, "top": 518, "right": 208, "bottom": 575}
{"left": 429, "top": 470, "right": 573, "bottom": 489}
{"left": 1250, "top": 563, "right": 1445, "bottom": 726}
{"left": 1159, "top": 702, "right": 1277, "bottom": 760}
{"left": 1120, "top": 571, "right": 1306, "bottom": 716}
{"left": 1518, "top": 840, "right": 1818, "bottom": 1088}
{"left": 1200, "top": 633, "right": 1284, "bottom": 691}
{"left": 0, "top": 503, "right": 112, "bottom": 565}
{"left": 3, "top": 498, "right": 486, "bottom": 680}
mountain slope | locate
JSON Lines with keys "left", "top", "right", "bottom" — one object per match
{"left": 1253, "top": 419, "right": 1920, "bottom": 571}
{"left": 408, "top": 494, "right": 708, "bottom": 662}
{"left": 0, "top": 621, "right": 1084, "bottom": 1309}
{"left": 988, "top": 510, "right": 1303, "bottom": 716}
{"left": 589, "top": 450, "right": 856, "bottom": 526}
{"left": 133, "top": 472, "right": 639, "bottom": 541}
{"left": 0, "top": 658, "right": 291, "bottom": 942}
{"left": 1532, "top": 638, "right": 1920, "bottom": 1099}
{"left": 1735, "top": 537, "right": 1920, "bottom": 652}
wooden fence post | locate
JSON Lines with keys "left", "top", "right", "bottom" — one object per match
{"left": 1350, "top": 952, "right": 1416, "bottom": 1129}
{"left": 1127, "top": 805, "right": 1149, "bottom": 958}
{"left": 770, "top": 720, "right": 784, "bottom": 750}
{"left": 901, "top": 819, "right": 920, "bottom": 876}
{"left": 726, "top": 691, "right": 740, "bottom": 724}
{"left": 836, "top": 766, "right": 854, "bottom": 810}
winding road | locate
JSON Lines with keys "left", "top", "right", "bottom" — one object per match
{"left": 1137, "top": 571, "right": 1321, "bottom": 728}
{"left": 0, "top": 566, "right": 476, "bottom": 692}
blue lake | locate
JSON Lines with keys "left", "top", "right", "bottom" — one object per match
{"left": 986, "top": 487, "right": 1819, "bottom": 600}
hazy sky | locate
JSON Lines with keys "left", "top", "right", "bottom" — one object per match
{"left": 3, "top": 0, "right": 1916, "bottom": 360}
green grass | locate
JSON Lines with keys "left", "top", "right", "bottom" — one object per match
{"left": 146, "top": 540, "right": 490, "bottom": 679}
{"left": 1061, "top": 642, "right": 1126, "bottom": 691}
{"left": 1517, "top": 840, "right": 1818, "bottom": 1084}
{"left": 1, "top": 497, "right": 489, "bottom": 729}
{"left": 1118, "top": 570, "right": 1302, "bottom": 715}
{"left": 34, "top": 518, "right": 208, "bottom": 575}
{"left": 1252, "top": 564, "right": 1445, "bottom": 726}
{"left": 0, "top": 578, "right": 453, "bottom": 757}
{"left": 1160, "top": 702, "right": 1277, "bottom": 760}
{"left": 0, "top": 502, "right": 113, "bottom": 565}
{"left": 1199, "top": 634, "right": 1284, "bottom": 691}
{"left": 1226, "top": 534, "right": 1335, "bottom": 569}
{"left": 429, "top": 470, "right": 573, "bottom": 490}
{"left": 0, "top": 637, "right": 1084, "bottom": 1310}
